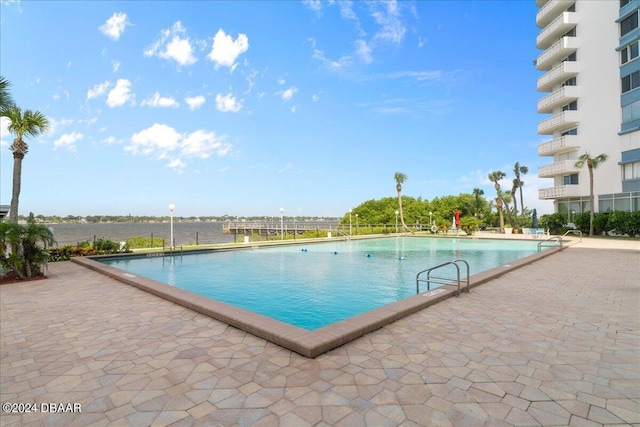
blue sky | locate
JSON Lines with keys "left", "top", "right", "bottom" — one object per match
{"left": 0, "top": 0, "right": 554, "bottom": 218}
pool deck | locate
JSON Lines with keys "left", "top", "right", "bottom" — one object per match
{"left": 1, "top": 236, "right": 638, "bottom": 426}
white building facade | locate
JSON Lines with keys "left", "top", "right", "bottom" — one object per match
{"left": 536, "top": 0, "right": 640, "bottom": 217}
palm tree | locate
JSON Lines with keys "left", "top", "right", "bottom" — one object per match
{"left": 574, "top": 152, "right": 609, "bottom": 236}
{"left": 5, "top": 105, "right": 50, "bottom": 223}
{"left": 510, "top": 178, "right": 520, "bottom": 230}
{"left": 394, "top": 172, "right": 411, "bottom": 233}
{"left": 0, "top": 75, "right": 14, "bottom": 113}
{"left": 472, "top": 187, "right": 484, "bottom": 217}
{"left": 488, "top": 171, "right": 506, "bottom": 232}
{"left": 513, "top": 162, "right": 528, "bottom": 224}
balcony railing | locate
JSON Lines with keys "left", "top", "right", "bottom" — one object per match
{"left": 536, "top": 0, "right": 574, "bottom": 28}
{"left": 538, "top": 110, "right": 579, "bottom": 134}
{"left": 539, "top": 185, "right": 581, "bottom": 199}
{"left": 538, "top": 135, "right": 579, "bottom": 156}
{"left": 537, "top": 61, "right": 579, "bottom": 92}
{"left": 536, "top": 12, "right": 578, "bottom": 49}
{"left": 538, "top": 160, "right": 581, "bottom": 177}
{"left": 537, "top": 85, "right": 579, "bottom": 113}
{"left": 536, "top": 37, "right": 579, "bottom": 71}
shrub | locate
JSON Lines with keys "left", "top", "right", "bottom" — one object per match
{"left": 540, "top": 213, "right": 565, "bottom": 235}
{"left": 0, "top": 222, "right": 54, "bottom": 279}
{"left": 126, "top": 236, "right": 166, "bottom": 249}
{"left": 607, "top": 211, "right": 630, "bottom": 235}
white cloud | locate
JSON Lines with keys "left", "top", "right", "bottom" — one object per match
{"left": 354, "top": 39, "right": 372, "bottom": 63}
{"left": 0, "top": 116, "right": 11, "bottom": 147}
{"left": 99, "top": 12, "right": 130, "bottom": 41}
{"left": 53, "top": 132, "right": 83, "bottom": 152}
{"left": 87, "top": 80, "right": 111, "bottom": 100}
{"left": 101, "top": 136, "right": 119, "bottom": 144}
{"left": 141, "top": 92, "right": 179, "bottom": 108}
{"left": 370, "top": 0, "right": 406, "bottom": 45}
{"left": 126, "top": 123, "right": 181, "bottom": 158}
{"left": 112, "top": 61, "right": 121, "bottom": 72}
{"left": 280, "top": 86, "right": 298, "bottom": 101}
{"left": 312, "top": 94, "right": 319, "bottom": 102}
{"left": 207, "top": 29, "right": 249, "bottom": 70}
{"left": 185, "top": 95, "right": 206, "bottom": 111}
{"left": 125, "top": 124, "right": 231, "bottom": 171}
{"left": 181, "top": 130, "right": 231, "bottom": 159}
{"left": 144, "top": 21, "right": 197, "bottom": 67}
{"left": 215, "top": 93, "right": 242, "bottom": 113}
{"left": 106, "top": 79, "right": 134, "bottom": 107}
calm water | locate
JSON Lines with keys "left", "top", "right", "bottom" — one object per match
{"left": 48, "top": 222, "right": 232, "bottom": 246}
{"left": 48, "top": 221, "right": 338, "bottom": 246}
{"left": 101, "top": 237, "right": 548, "bottom": 330}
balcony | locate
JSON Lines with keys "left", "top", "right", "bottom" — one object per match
{"left": 536, "top": 0, "right": 548, "bottom": 6}
{"left": 536, "top": 12, "right": 578, "bottom": 49}
{"left": 537, "top": 85, "right": 579, "bottom": 113}
{"left": 537, "top": 61, "right": 579, "bottom": 92}
{"left": 538, "top": 135, "right": 579, "bottom": 156}
{"left": 536, "top": 37, "right": 579, "bottom": 71}
{"left": 539, "top": 185, "right": 582, "bottom": 199}
{"left": 536, "top": 0, "right": 575, "bottom": 28}
{"left": 538, "top": 160, "right": 581, "bottom": 177}
{"left": 538, "top": 110, "right": 579, "bottom": 134}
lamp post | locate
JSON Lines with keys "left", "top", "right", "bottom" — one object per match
{"left": 349, "top": 209, "right": 352, "bottom": 236}
{"left": 395, "top": 210, "right": 399, "bottom": 233}
{"left": 355, "top": 213, "right": 358, "bottom": 236}
{"left": 429, "top": 211, "right": 433, "bottom": 227}
{"left": 168, "top": 204, "right": 175, "bottom": 250}
{"left": 280, "top": 207, "right": 284, "bottom": 240}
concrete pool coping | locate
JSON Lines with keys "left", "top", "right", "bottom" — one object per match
{"left": 71, "top": 236, "right": 570, "bottom": 358}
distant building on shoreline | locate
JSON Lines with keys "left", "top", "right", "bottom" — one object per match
{"left": 535, "top": 0, "right": 640, "bottom": 215}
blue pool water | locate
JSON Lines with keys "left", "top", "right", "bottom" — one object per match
{"left": 101, "top": 237, "right": 547, "bottom": 330}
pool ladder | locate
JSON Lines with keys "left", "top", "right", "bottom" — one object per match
{"left": 537, "top": 236, "right": 564, "bottom": 252}
{"left": 416, "top": 259, "right": 470, "bottom": 296}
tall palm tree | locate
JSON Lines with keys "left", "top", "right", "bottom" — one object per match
{"left": 394, "top": 172, "right": 411, "bottom": 233}
{"left": 5, "top": 105, "right": 50, "bottom": 223}
{"left": 488, "top": 171, "right": 506, "bottom": 233}
{"left": 513, "top": 162, "right": 528, "bottom": 224}
{"left": 472, "top": 187, "right": 484, "bottom": 217}
{"left": 510, "top": 178, "right": 520, "bottom": 230}
{"left": 0, "top": 75, "right": 14, "bottom": 113}
{"left": 574, "top": 152, "right": 608, "bottom": 236}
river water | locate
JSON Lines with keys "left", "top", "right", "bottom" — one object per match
{"left": 47, "top": 221, "right": 340, "bottom": 247}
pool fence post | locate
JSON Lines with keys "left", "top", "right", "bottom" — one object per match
{"left": 151, "top": 233, "right": 153, "bottom": 248}
{"left": 196, "top": 232, "right": 199, "bottom": 246}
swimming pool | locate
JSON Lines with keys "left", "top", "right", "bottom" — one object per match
{"left": 99, "top": 237, "right": 549, "bottom": 330}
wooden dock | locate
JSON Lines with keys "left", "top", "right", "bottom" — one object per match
{"left": 222, "top": 221, "right": 339, "bottom": 236}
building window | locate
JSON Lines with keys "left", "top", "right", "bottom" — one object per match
{"left": 621, "top": 0, "right": 631, "bottom": 8}
{"left": 561, "top": 128, "right": 578, "bottom": 136}
{"left": 562, "top": 77, "right": 577, "bottom": 87}
{"left": 622, "top": 70, "right": 640, "bottom": 93}
{"left": 562, "top": 101, "right": 578, "bottom": 111}
{"left": 623, "top": 161, "right": 640, "bottom": 179}
{"left": 621, "top": 11, "right": 639, "bottom": 37}
{"left": 562, "top": 52, "right": 577, "bottom": 62}
{"left": 621, "top": 41, "right": 639, "bottom": 64}
{"left": 567, "top": 3, "right": 575, "bottom": 12}
{"left": 622, "top": 100, "right": 640, "bottom": 122}
{"left": 563, "top": 174, "right": 579, "bottom": 185}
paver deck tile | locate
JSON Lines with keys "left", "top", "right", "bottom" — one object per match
{"left": 0, "top": 241, "right": 638, "bottom": 426}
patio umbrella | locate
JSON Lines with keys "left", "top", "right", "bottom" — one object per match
{"left": 454, "top": 209, "right": 460, "bottom": 228}
{"left": 532, "top": 209, "right": 538, "bottom": 229}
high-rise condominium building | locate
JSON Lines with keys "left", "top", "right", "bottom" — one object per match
{"left": 536, "top": 0, "right": 640, "bottom": 217}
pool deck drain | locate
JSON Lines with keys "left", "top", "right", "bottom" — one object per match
{"left": 1, "top": 236, "right": 638, "bottom": 426}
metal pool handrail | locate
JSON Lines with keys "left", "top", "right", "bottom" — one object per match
{"left": 563, "top": 229, "right": 582, "bottom": 242}
{"left": 537, "top": 236, "right": 564, "bottom": 252}
{"left": 416, "top": 259, "right": 470, "bottom": 296}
